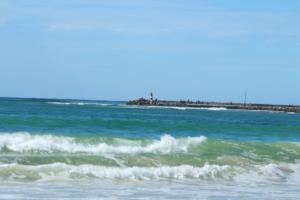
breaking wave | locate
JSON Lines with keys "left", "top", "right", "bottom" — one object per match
{"left": 0, "top": 133, "right": 206, "bottom": 154}
{"left": 0, "top": 133, "right": 300, "bottom": 184}
{"left": 124, "top": 105, "right": 228, "bottom": 111}
{"left": 0, "top": 163, "right": 299, "bottom": 183}
{"left": 155, "top": 107, "right": 227, "bottom": 111}
{"left": 47, "top": 101, "right": 229, "bottom": 112}
{"left": 47, "top": 102, "right": 112, "bottom": 107}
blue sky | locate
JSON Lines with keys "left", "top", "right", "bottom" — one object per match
{"left": 0, "top": 0, "right": 299, "bottom": 104}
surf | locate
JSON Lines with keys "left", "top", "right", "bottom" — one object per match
{"left": 0, "top": 132, "right": 206, "bottom": 154}
{"left": 0, "top": 162, "right": 299, "bottom": 184}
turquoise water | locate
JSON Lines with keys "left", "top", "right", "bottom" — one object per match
{"left": 0, "top": 97, "right": 300, "bottom": 199}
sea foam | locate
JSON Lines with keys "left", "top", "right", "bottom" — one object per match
{"left": 0, "top": 163, "right": 299, "bottom": 183}
{"left": 47, "top": 102, "right": 111, "bottom": 106}
{"left": 0, "top": 133, "right": 206, "bottom": 154}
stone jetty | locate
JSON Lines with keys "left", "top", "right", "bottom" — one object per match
{"left": 127, "top": 96, "right": 300, "bottom": 113}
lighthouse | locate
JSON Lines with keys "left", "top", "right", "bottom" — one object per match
{"left": 150, "top": 92, "right": 154, "bottom": 105}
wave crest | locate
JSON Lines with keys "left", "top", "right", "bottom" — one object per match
{"left": 47, "top": 102, "right": 111, "bottom": 106}
{"left": 0, "top": 133, "right": 206, "bottom": 154}
{"left": 0, "top": 163, "right": 299, "bottom": 183}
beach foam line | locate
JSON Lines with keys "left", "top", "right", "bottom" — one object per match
{"left": 0, "top": 163, "right": 299, "bottom": 183}
{"left": 0, "top": 133, "right": 206, "bottom": 154}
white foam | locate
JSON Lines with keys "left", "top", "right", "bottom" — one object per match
{"left": 48, "top": 102, "right": 73, "bottom": 105}
{"left": 0, "top": 133, "right": 206, "bottom": 154}
{"left": 0, "top": 163, "right": 232, "bottom": 182}
{"left": 205, "top": 107, "right": 227, "bottom": 111}
{"left": 48, "top": 102, "right": 229, "bottom": 111}
{"left": 149, "top": 106, "right": 227, "bottom": 111}
{"left": 120, "top": 105, "right": 228, "bottom": 111}
{"left": 231, "top": 163, "right": 300, "bottom": 185}
{"left": 47, "top": 102, "right": 111, "bottom": 106}
{"left": 0, "top": 163, "right": 299, "bottom": 183}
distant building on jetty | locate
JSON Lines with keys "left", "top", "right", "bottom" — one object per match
{"left": 127, "top": 93, "right": 300, "bottom": 113}
{"left": 150, "top": 92, "right": 154, "bottom": 105}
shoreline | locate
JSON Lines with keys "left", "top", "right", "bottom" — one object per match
{"left": 127, "top": 98, "right": 300, "bottom": 113}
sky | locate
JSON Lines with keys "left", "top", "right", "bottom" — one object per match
{"left": 0, "top": 0, "right": 300, "bottom": 104}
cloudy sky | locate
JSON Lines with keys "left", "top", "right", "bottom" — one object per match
{"left": 0, "top": 0, "right": 299, "bottom": 104}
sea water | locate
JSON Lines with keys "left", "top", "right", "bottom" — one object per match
{"left": 0, "top": 97, "right": 299, "bottom": 199}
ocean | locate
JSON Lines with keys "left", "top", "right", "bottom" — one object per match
{"left": 0, "top": 97, "right": 299, "bottom": 199}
